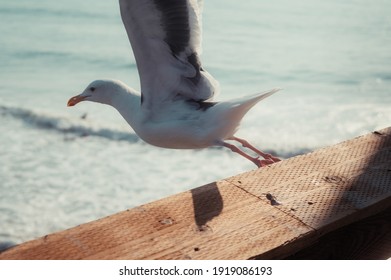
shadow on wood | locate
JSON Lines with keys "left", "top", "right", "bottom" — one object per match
{"left": 285, "top": 207, "right": 391, "bottom": 259}
{"left": 191, "top": 183, "right": 223, "bottom": 230}
{"left": 284, "top": 130, "right": 391, "bottom": 259}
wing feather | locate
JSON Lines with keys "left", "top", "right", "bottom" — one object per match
{"left": 119, "top": 0, "right": 218, "bottom": 109}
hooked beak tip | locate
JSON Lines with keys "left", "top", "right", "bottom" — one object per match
{"left": 67, "top": 95, "right": 85, "bottom": 107}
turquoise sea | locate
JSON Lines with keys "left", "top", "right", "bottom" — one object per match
{"left": 1, "top": 0, "right": 390, "bottom": 246}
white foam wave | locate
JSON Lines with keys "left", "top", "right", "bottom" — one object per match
{"left": 0, "top": 105, "right": 140, "bottom": 143}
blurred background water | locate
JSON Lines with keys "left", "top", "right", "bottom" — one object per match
{"left": 1, "top": 0, "right": 390, "bottom": 246}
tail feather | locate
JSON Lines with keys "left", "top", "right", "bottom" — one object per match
{"left": 254, "top": 88, "right": 281, "bottom": 101}
{"left": 231, "top": 88, "right": 281, "bottom": 112}
{"left": 209, "top": 88, "right": 281, "bottom": 140}
{"left": 218, "top": 87, "right": 281, "bottom": 129}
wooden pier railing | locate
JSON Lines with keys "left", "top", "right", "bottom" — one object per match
{"left": 1, "top": 127, "right": 390, "bottom": 260}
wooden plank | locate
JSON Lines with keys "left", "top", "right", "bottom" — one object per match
{"left": 284, "top": 206, "right": 391, "bottom": 259}
{"left": 1, "top": 127, "right": 390, "bottom": 260}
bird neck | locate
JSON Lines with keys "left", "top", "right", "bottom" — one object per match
{"left": 111, "top": 88, "right": 142, "bottom": 129}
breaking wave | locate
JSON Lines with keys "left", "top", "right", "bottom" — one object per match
{"left": 0, "top": 104, "right": 140, "bottom": 143}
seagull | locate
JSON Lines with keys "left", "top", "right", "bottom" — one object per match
{"left": 67, "top": 0, "right": 281, "bottom": 167}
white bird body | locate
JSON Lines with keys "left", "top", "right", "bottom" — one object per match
{"left": 68, "top": 0, "right": 281, "bottom": 167}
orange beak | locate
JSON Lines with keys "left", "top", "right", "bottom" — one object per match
{"left": 67, "top": 94, "right": 88, "bottom": 107}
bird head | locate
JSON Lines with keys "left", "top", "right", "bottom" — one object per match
{"left": 67, "top": 79, "right": 122, "bottom": 107}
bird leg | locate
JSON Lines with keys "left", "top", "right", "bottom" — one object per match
{"left": 228, "top": 136, "right": 281, "bottom": 163}
{"left": 222, "top": 142, "right": 273, "bottom": 168}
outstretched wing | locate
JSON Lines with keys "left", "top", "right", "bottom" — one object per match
{"left": 119, "top": 0, "right": 219, "bottom": 109}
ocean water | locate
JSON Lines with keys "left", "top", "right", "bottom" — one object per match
{"left": 1, "top": 0, "right": 390, "bottom": 246}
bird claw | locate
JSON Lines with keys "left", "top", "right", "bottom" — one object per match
{"left": 223, "top": 137, "right": 281, "bottom": 168}
{"left": 254, "top": 157, "right": 275, "bottom": 168}
{"left": 254, "top": 154, "right": 281, "bottom": 168}
{"left": 263, "top": 153, "right": 281, "bottom": 162}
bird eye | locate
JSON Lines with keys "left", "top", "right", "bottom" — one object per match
{"left": 90, "top": 87, "right": 96, "bottom": 92}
